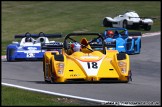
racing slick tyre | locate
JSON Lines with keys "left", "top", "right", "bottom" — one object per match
{"left": 43, "top": 55, "right": 45, "bottom": 72}
{"left": 123, "top": 20, "right": 128, "bottom": 29}
{"left": 43, "top": 55, "right": 47, "bottom": 82}
{"left": 50, "top": 59, "right": 55, "bottom": 83}
{"left": 44, "top": 71, "right": 51, "bottom": 83}
{"left": 124, "top": 70, "right": 132, "bottom": 83}
{"left": 133, "top": 24, "right": 140, "bottom": 30}
{"left": 43, "top": 56, "right": 53, "bottom": 83}
{"left": 144, "top": 24, "right": 151, "bottom": 31}
{"left": 6, "top": 49, "right": 12, "bottom": 62}
{"left": 44, "top": 67, "right": 51, "bottom": 83}
{"left": 103, "top": 18, "right": 112, "bottom": 27}
{"left": 6, "top": 50, "right": 10, "bottom": 62}
{"left": 139, "top": 39, "right": 141, "bottom": 53}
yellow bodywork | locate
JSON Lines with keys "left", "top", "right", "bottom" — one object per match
{"left": 43, "top": 48, "right": 131, "bottom": 83}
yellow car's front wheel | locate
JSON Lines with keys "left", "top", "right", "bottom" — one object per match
{"left": 49, "top": 59, "right": 55, "bottom": 83}
{"left": 124, "top": 70, "right": 132, "bottom": 83}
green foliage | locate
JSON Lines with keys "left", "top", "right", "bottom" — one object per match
{"left": 2, "top": 86, "right": 94, "bottom": 106}
{"left": 2, "top": 1, "right": 160, "bottom": 55}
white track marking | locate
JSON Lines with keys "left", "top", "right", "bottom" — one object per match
{"left": 2, "top": 82, "right": 134, "bottom": 106}
{"left": 1, "top": 55, "right": 6, "bottom": 59}
{"left": 142, "top": 32, "right": 160, "bottom": 37}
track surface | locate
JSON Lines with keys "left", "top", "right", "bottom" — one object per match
{"left": 2, "top": 34, "right": 161, "bottom": 105}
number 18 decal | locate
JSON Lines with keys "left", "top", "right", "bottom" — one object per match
{"left": 87, "top": 62, "right": 98, "bottom": 69}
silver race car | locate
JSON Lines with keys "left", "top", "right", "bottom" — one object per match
{"left": 103, "top": 11, "right": 154, "bottom": 31}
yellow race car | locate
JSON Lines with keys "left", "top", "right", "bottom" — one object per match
{"left": 42, "top": 33, "right": 132, "bottom": 83}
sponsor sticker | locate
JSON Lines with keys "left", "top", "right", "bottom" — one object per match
{"left": 80, "top": 55, "right": 99, "bottom": 60}
{"left": 28, "top": 47, "right": 37, "bottom": 50}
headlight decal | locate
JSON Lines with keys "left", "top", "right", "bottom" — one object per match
{"left": 57, "top": 63, "right": 64, "bottom": 68}
{"left": 118, "top": 61, "right": 126, "bottom": 67}
{"left": 118, "top": 61, "right": 127, "bottom": 74}
{"left": 56, "top": 63, "right": 64, "bottom": 75}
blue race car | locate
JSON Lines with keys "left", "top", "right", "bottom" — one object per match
{"left": 102, "top": 28, "right": 142, "bottom": 54}
{"left": 6, "top": 32, "right": 62, "bottom": 61}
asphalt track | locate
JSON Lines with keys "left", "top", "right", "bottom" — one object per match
{"left": 2, "top": 34, "right": 161, "bottom": 105}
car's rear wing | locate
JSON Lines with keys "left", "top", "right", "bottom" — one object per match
{"left": 103, "top": 28, "right": 142, "bottom": 36}
{"left": 120, "top": 32, "right": 142, "bottom": 37}
{"left": 15, "top": 32, "right": 62, "bottom": 38}
{"left": 129, "top": 17, "right": 157, "bottom": 20}
{"left": 101, "top": 32, "right": 142, "bottom": 38}
{"left": 41, "top": 42, "right": 63, "bottom": 50}
{"left": 90, "top": 42, "right": 116, "bottom": 49}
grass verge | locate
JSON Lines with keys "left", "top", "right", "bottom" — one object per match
{"left": 2, "top": 86, "right": 99, "bottom": 106}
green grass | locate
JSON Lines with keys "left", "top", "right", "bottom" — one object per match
{"left": 2, "top": 86, "right": 97, "bottom": 106}
{"left": 2, "top": 1, "right": 161, "bottom": 55}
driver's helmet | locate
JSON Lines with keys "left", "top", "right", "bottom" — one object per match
{"left": 25, "top": 37, "right": 32, "bottom": 42}
{"left": 107, "top": 30, "right": 114, "bottom": 38}
{"left": 70, "top": 42, "right": 81, "bottom": 52}
{"left": 40, "top": 37, "right": 45, "bottom": 42}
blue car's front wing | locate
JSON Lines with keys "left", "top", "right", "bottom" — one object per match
{"left": 8, "top": 50, "right": 45, "bottom": 61}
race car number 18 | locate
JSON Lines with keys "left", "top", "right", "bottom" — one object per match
{"left": 87, "top": 62, "right": 98, "bottom": 69}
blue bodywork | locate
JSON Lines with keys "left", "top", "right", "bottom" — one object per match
{"left": 6, "top": 43, "right": 45, "bottom": 61}
{"left": 6, "top": 32, "right": 62, "bottom": 61}
{"left": 103, "top": 28, "right": 141, "bottom": 54}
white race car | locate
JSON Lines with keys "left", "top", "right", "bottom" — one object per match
{"left": 103, "top": 11, "right": 153, "bottom": 31}
{"left": 6, "top": 32, "right": 62, "bottom": 61}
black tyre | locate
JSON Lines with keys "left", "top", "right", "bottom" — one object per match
{"left": 123, "top": 20, "right": 128, "bottom": 28}
{"left": 126, "top": 39, "right": 132, "bottom": 50}
{"left": 128, "top": 71, "right": 132, "bottom": 82}
{"left": 139, "top": 39, "right": 141, "bottom": 50}
{"left": 103, "top": 18, "right": 112, "bottom": 27}
{"left": 144, "top": 24, "right": 151, "bottom": 31}
{"left": 43, "top": 56, "right": 52, "bottom": 83}
{"left": 50, "top": 59, "right": 55, "bottom": 83}
{"left": 124, "top": 70, "right": 132, "bottom": 83}
{"left": 43, "top": 55, "right": 45, "bottom": 72}
{"left": 134, "top": 24, "right": 140, "bottom": 30}
{"left": 43, "top": 55, "right": 48, "bottom": 82}
{"left": 7, "top": 49, "right": 11, "bottom": 62}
